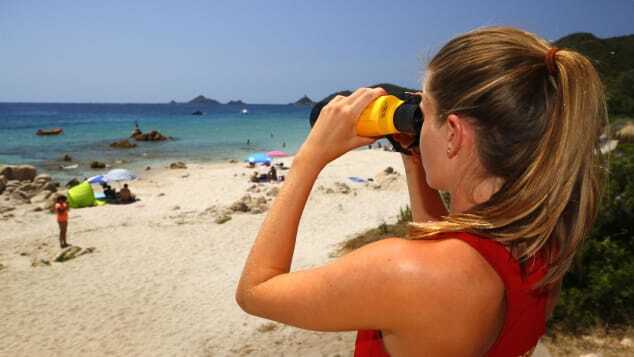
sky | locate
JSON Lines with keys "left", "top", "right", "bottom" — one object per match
{"left": 1, "top": 0, "right": 633, "bottom": 104}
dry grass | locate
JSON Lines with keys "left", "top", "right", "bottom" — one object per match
{"left": 335, "top": 222, "right": 407, "bottom": 255}
{"left": 543, "top": 327, "right": 634, "bottom": 356}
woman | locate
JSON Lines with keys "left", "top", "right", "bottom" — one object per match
{"left": 236, "top": 27, "right": 606, "bottom": 356}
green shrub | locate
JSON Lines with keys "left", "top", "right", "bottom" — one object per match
{"left": 551, "top": 143, "right": 634, "bottom": 330}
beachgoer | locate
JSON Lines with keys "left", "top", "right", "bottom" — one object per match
{"left": 236, "top": 27, "right": 606, "bottom": 356}
{"left": 55, "top": 195, "right": 69, "bottom": 248}
{"left": 101, "top": 183, "right": 116, "bottom": 199}
{"left": 250, "top": 171, "right": 259, "bottom": 183}
{"left": 282, "top": 141, "right": 286, "bottom": 148}
{"left": 247, "top": 139, "right": 251, "bottom": 146}
{"left": 268, "top": 165, "right": 277, "bottom": 181}
{"left": 118, "top": 183, "right": 135, "bottom": 203}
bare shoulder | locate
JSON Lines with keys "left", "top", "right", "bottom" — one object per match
{"left": 368, "top": 237, "right": 503, "bottom": 293}
{"left": 369, "top": 237, "right": 505, "bottom": 354}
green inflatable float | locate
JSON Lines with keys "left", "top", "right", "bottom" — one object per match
{"left": 67, "top": 181, "right": 105, "bottom": 208}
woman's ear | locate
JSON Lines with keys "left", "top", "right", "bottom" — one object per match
{"left": 445, "top": 114, "right": 463, "bottom": 158}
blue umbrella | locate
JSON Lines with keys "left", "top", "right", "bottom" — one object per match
{"left": 104, "top": 168, "right": 137, "bottom": 182}
{"left": 87, "top": 175, "right": 108, "bottom": 184}
{"left": 246, "top": 152, "right": 272, "bottom": 164}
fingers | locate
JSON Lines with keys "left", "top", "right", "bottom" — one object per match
{"left": 349, "top": 87, "right": 387, "bottom": 116}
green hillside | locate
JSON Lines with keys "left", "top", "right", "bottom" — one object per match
{"left": 555, "top": 33, "right": 634, "bottom": 116}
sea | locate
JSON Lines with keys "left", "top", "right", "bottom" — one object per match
{"left": 0, "top": 102, "right": 313, "bottom": 182}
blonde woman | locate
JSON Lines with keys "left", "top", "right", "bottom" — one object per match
{"left": 236, "top": 27, "right": 606, "bottom": 356}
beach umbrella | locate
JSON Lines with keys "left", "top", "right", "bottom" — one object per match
{"left": 246, "top": 152, "right": 272, "bottom": 164}
{"left": 103, "top": 168, "right": 137, "bottom": 182}
{"left": 266, "top": 150, "right": 289, "bottom": 158}
{"left": 87, "top": 175, "right": 108, "bottom": 184}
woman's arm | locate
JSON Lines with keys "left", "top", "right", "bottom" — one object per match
{"left": 401, "top": 154, "right": 448, "bottom": 222}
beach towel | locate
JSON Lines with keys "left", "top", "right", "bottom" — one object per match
{"left": 348, "top": 176, "right": 367, "bottom": 183}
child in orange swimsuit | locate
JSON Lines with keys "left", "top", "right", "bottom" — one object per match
{"left": 55, "top": 195, "right": 69, "bottom": 248}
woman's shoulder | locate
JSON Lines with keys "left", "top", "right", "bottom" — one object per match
{"left": 363, "top": 237, "right": 505, "bottom": 352}
{"left": 363, "top": 237, "right": 504, "bottom": 301}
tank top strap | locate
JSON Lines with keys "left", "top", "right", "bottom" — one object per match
{"left": 436, "top": 232, "right": 548, "bottom": 356}
{"left": 441, "top": 232, "right": 548, "bottom": 292}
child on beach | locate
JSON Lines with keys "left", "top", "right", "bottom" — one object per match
{"left": 236, "top": 26, "right": 607, "bottom": 356}
{"left": 54, "top": 195, "right": 69, "bottom": 249}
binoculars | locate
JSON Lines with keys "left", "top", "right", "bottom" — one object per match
{"left": 309, "top": 86, "right": 423, "bottom": 154}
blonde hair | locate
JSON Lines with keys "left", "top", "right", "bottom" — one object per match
{"left": 410, "top": 27, "right": 608, "bottom": 288}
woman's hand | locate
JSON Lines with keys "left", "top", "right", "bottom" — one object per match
{"left": 391, "top": 133, "right": 421, "bottom": 165}
{"left": 298, "top": 87, "right": 387, "bottom": 167}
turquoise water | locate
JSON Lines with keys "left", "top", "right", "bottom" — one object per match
{"left": 0, "top": 103, "right": 312, "bottom": 181}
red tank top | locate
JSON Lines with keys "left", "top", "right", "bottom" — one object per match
{"left": 354, "top": 232, "right": 549, "bottom": 357}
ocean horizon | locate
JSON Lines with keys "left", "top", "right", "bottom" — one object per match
{"left": 0, "top": 102, "right": 312, "bottom": 182}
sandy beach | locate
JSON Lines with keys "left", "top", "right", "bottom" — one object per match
{"left": 1, "top": 149, "right": 415, "bottom": 356}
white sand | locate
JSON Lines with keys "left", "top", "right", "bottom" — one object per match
{"left": 0, "top": 149, "right": 411, "bottom": 357}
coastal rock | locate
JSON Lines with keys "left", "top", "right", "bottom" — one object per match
{"left": 65, "top": 178, "right": 80, "bottom": 188}
{"left": 169, "top": 162, "right": 187, "bottom": 169}
{"left": 90, "top": 161, "right": 106, "bottom": 169}
{"left": 110, "top": 139, "right": 137, "bottom": 149}
{"left": 31, "top": 258, "right": 51, "bottom": 267}
{"left": 0, "top": 166, "right": 12, "bottom": 179}
{"left": 62, "top": 154, "right": 73, "bottom": 162}
{"left": 333, "top": 182, "right": 351, "bottom": 194}
{"left": 5, "top": 180, "right": 20, "bottom": 193}
{"left": 1, "top": 165, "right": 37, "bottom": 181}
{"left": 0, "top": 204, "right": 15, "bottom": 214}
{"left": 44, "top": 193, "right": 62, "bottom": 212}
{"left": 0, "top": 175, "right": 6, "bottom": 194}
{"left": 42, "top": 181, "right": 58, "bottom": 193}
{"left": 214, "top": 214, "right": 232, "bottom": 224}
{"left": 132, "top": 130, "right": 169, "bottom": 142}
{"left": 34, "top": 174, "right": 52, "bottom": 186}
{"left": 10, "top": 190, "right": 30, "bottom": 203}
{"left": 226, "top": 100, "right": 246, "bottom": 106}
{"left": 31, "top": 190, "right": 52, "bottom": 204}
{"left": 230, "top": 201, "right": 249, "bottom": 213}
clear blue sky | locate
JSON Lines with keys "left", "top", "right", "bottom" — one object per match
{"left": 1, "top": 0, "right": 633, "bottom": 104}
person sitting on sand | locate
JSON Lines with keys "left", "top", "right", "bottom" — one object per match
{"left": 250, "top": 171, "right": 259, "bottom": 183}
{"left": 236, "top": 27, "right": 606, "bottom": 356}
{"left": 268, "top": 165, "right": 277, "bottom": 181}
{"left": 101, "top": 183, "right": 116, "bottom": 199}
{"left": 118, "top": 183, "right": 135, "bottom": 203}
{"left": 54, "top": 195, "right": 70, "bottom": 249}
